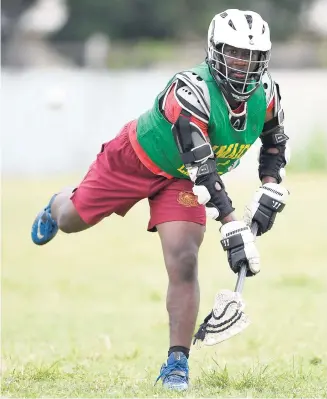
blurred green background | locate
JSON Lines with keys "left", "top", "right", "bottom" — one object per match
{"left": 2, "top": 0, "right": 327, "bottom": 69}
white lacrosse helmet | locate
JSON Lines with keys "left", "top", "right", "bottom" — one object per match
{"left": 207, "top": 9, "right": 271, "bottom": 102}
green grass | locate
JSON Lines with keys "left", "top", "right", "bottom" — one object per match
{"left": 289, "top": 131, "right": 327, "bottom": 172}
{"left": 2, "top": 174, "right": 327, "bottom": 398}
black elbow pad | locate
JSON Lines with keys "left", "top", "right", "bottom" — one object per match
{"left": 172, "top": 111, "right": 213, "bottom": 165}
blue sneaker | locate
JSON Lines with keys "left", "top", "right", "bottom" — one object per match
{"left": 31, "top": 195, "right": 58, "bottom": 245}
{"left": 156, "top": 352, "right": 189, "bottom": 391}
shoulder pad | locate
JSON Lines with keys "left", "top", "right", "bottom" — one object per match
{"left": 175, "top": 71, "right": 211, "bottom": 117}
{"left": 174, "top": 80, "right": 209, "bottom": 123}
{"left": 262, "top": 71, "right": 274, "bottom": 107}
{"left": 273, "top": 81, "right": 283, "bottom": 119}
{"left": 262, "top": 71, "right": 283, "bottom": 119}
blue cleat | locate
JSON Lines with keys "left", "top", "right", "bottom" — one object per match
{"left": 156, "top": 352, "right": 189, "bottom": 391}
{"left": 31, "top": 195, "right": 58, "bottom": 245}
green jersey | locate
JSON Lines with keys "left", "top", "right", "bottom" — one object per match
{"left": 136, "top": 63, "right": 266, "bottom": 179}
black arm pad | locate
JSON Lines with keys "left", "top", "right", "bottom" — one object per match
{"left": 195, "top": 159, "right": 235, "bottom": 221}
{"left": 261, "top": 125, "right": 288, "bottom": 146}
{"left": 172, "top": 111, "right": 213, "bottom": 164}
{"left": 259, "top": 144, "right": 287, "bottom": 183}
{"left": 180, "top": 142, "right": 212, "bottom": 164}
{"left": 259, "top": 124, "right": 289, "bottom": 183}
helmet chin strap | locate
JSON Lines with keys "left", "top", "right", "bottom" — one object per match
{"left": 220, "top": 80, "right": 243, "bottom": 108}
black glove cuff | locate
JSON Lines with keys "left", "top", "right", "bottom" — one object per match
{"left": 259, "top": 193, "right": 285, "bottom": 213}
{"left": 220, "top": 233, "right": 244, "bottom": 251}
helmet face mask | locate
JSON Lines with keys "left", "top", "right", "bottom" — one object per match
{"left": 209, "top": 42, "right": 270, "bottom": 100}
{"left": 207, "top": 9, "right": 272, "bottom": 102}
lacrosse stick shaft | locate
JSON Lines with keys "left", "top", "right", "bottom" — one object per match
{"left": 234, "top": 222, "right": 259, "bottom": 293}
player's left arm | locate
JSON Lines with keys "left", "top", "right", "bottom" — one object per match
{"left": 244, "top": 72, "right": 290, "bottom": 236}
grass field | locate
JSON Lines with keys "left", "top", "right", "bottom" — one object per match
{"left": 2, "top": 173, "right": 327, "bottom": 398}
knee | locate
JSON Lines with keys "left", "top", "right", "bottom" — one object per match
{"left": 167, "top": 248, "right": 198, "bottom": 283}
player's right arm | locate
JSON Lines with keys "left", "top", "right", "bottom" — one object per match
{"left": 160, "top": 72, "right": 259, "bottom": 276}
{"left": 160, "top": 72, "right": 236, "bottom": 224}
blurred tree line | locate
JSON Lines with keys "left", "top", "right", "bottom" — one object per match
{"left": 3, "top": 0, "right": 324, "bottom": 68}
{"left": 52, "top": 0, "right": 315, "bottom": 42}
{"left": 2, "top": 0, "right": 316, "bottom": 43}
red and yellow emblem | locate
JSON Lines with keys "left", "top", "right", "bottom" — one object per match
{"left": 177, "top": 191, "right": 199, "bottom": 207}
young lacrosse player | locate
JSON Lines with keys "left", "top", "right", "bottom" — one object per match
{"left": 31, "top": 9, "right": 289, "bottom": 391}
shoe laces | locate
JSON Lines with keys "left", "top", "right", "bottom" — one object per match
{"left": 155, "top": 358, "right": 188, "bottom": 384}
{"left": 41, "top": 211, "right": 57, "bottom": 234}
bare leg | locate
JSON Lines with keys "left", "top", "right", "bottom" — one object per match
{"left": 51, "top": 187, "right": 91, "bottom": 233}
{"left": 157, "top": 221, "right": 205, "bottom": 349}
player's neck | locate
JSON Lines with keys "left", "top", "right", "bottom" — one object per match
{"left": 223, "top": 95, "right": 245, "bottom": 115}
{"left": 231, "top": 102, "right": 245, "bottom": 114}
{"left": 222, "top": 93, "right": 245, "bottom": 114}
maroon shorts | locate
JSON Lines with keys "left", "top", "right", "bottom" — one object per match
{"left": 71, "top": 120, "right": 206, "bottom": 231}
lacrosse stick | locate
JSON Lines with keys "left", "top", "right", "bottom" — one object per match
{"left": 193, "top": 222, "right": 258, "bottom": 347}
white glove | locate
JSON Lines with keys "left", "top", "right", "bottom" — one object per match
{"left": 244, "top": 182, "right": 289, "bottom": 236}
{"left": 220, "top": 221, "right": 260, "bottom": 276}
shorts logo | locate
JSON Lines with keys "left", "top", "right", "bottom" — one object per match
{"left": 177, "top": 191, "right": 199, "bottom": 207}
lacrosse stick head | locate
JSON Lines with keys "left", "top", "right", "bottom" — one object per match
{"left": 194, "top": 289, "right": 250, "bottom": 347}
